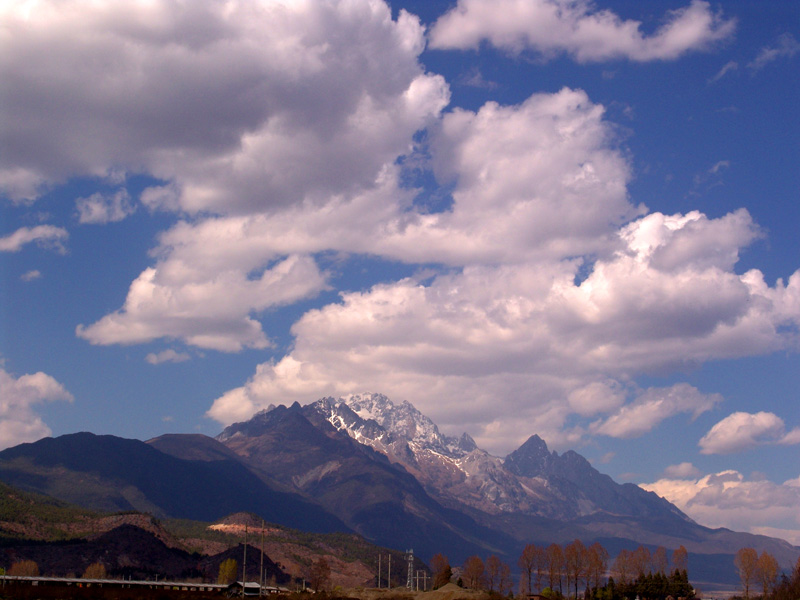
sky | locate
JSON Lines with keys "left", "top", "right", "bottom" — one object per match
{"left": 1, "top": 0, "right": 799, "bottom": 545}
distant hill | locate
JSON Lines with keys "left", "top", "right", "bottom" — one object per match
{"left": 0, "top": 482, "right": 405, "bottom": 587}
{"left": 0, "top": 432, "right": 347, "bottom": 533}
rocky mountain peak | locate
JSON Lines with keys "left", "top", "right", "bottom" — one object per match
{"left": 503, "top": 434, "right": 557, "bottom": 477}
{"left": 310, "top": 392, "right": 473, "bottom": 458}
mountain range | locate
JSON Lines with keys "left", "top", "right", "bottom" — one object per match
{"left": 0, "top": 392, "right": 797, "bottom": 588}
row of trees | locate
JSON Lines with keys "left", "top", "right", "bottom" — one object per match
{"left": 517, "top": 541, "right": 689, "bottom": 598}
{"left": 430, "top": 541, "right": 691, "bottom": 600}
{"left": 734, "top": 548, "right": 781, "bottom": 599}
{"left": 5, "top": 560, "right": 107, "bottom": 579}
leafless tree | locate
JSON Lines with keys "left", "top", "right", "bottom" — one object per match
{"left": 757, "top": 551, "right": 779, "bottom": 597}
{"left": 735, "top": 547, "right": 758, "bottom": 599}
{"left": 462, "top": 555, "right": 485, "bottom": 590}
{"left": 672, "top": 545, "right": 688, "bottom": 574}
{"left": 519, "top": 543, "right": 542, "bottom": 595}
{"left": 546, "top": 543, "right": 565, "bottom": 594}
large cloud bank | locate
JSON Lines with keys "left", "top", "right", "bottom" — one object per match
{"left": 643, "top": 468, "right": 800, "bottom": 546}
{"left": 2, "top": 0, "right": 799, "bottom": 458}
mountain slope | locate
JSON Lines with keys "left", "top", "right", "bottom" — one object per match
{"left": 305, "top": 394, "right": 692, "bottom": 522}
{"left": 216, "top": 402, "right": 516, "bottom": 563}
{"left": 0, "top": 432, "right": 347, "bottom": 533}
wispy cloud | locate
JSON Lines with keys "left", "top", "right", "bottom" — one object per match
{"left": 0, "top": 225, "right": 68, "bottom": 254}
{"left": 145, "top": 349, "right": 191, "bottom": 365}
{"left": 76, "top": 189, "right": 136, "bottom": 224}
{"left": 748, "top": 33, "right": 800, "bottom": 72}
{"left": 708, "top": 60, "right": 738, "bottom": 84}
{"left": 20, "top": 270, "right": 42, "bottom": 282}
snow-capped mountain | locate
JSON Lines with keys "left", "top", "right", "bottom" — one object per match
{"left": 305, "top": 393, "right": 689, "bottom": 521}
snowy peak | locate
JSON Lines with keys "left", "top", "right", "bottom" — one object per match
{"left": 312, "top": 392, "right": 473, "bottom": 459}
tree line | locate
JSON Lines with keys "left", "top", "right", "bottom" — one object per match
{"left": 430, "top": 541, "right": 694, "bottom": 600}
{"left": 734, "top": 548, "right": 800, "bottom": 600}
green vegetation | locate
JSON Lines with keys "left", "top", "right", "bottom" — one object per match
{"left": 0, "top": 480, "right": 102, "bottom": 540}
{"left": 217, "top": 558, "right": 238, "bottom": 584}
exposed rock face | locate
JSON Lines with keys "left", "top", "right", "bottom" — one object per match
{"left": 300, "top": 393, "right": 693, "bottom": 521}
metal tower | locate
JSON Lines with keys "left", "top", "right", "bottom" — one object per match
{"left": 405, "top": 549, "right": 414, "bottom": 589}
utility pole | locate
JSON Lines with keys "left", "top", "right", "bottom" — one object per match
{"left": 243, "top": 525, "right": 248, "bottom": 587}
{"left": 260, "top": 520, "right": 265, "bottom": 596}
{"left": 378, "top": 554, "right": 381, "bottom": 589}
{"left": 388, "top": 554, "right": 391, "bottom": 589}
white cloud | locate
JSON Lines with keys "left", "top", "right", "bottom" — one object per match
{"left": 20, "top": 270, "right": 42, "bottom": 282}
{"left": 0, "top": 367, "right": 73, "bottom": 450}
{"left": 205, "top": 202, "right": 800, "bottom": 452}
{"left": 429, "top": 0, "right": 735, "bottom": 62}
{"left": 642, "top": 470, "right": 800, "bottom": 545}
{"left": 699, "top": 411, "right": 800, "bottom": 454}
{"left": 0, "top": 0, "right": 448, "bottom": 213}
{"left": 145, "top": 349, "right": 191, "bottom": 365}
{"left": 76, "top": 189, "right": 136, "bottom": 224}
{"left": 0, "top": 225, "right": 68, "bottom": 253}
{"left": 6, "top": 0, "right": 800, "bottom": 455}
{"left": 590, "top": 384, "right": 721, "bottom": 439}
{"left": 77, "top": 254, "right": 327, "bottom": 352}
{"left": 748, "top": 33, "right": 800, "bottom": 72}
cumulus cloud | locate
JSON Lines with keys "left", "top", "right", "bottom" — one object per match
{"left": 205, "top": 203, "right": 799, "bottom": 452}
{"left": 76, "top": 189, "right": 136, "bottom": 224}
{"left": 0, "top": 0, "right": 448, "bottom": 212}
{"left": 0, "top": 367, "right": 73, "bottom": 450}
{"left": 5, "top": 0, "right": 800, "bottom": 456}
{"left": 0, "top": 225, "right": 68, "bottom": 253}
{"left": 699, "top": 411, "right": 800, "bottom": 454}
{"left": 642, "top": 470, "right": 800, "bottom": 545}
{"left": 77, "top": 254, "right": 327, "bottom": 352}
{"left": 428, "top": 0, "right": 735, "bottom": 62}
{"left": 145, "top": 349, "right": 191, "bottom": 365}
{"left": 748, "top": 33, "right": 800, "bottom": 72}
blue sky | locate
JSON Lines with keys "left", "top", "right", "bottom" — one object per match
{"left": 1, "top": 0, "right": 799, "bottom": 543}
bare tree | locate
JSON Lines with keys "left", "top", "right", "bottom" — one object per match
{"left": 486, "top": 555, "right": 502, "bottom": 592}
{"left": 757, "top": 551, "right": 779, "bottom": 598}
{"left": 612, "top": 549, "right": 633, "bottom": 586}
{"left": 519, "top": 543, "right": 541, "bottom": 595}
{"left": 587, "top": 542, "right": 609, "bottom": 590}
{"left": 430, "top": 553, "right": 452, "bottom": 589}
{"left": 672, "top": 545, "right": 688, "bottom": 574}
{"left": 735, "top": 548, "right": 758, "bottom": 599}
{"left": 565, "top": 540, "right": 588, "bottom": 599}
{"left": 632, "top": 546, "right": 651, "bottom": 578}
{"left": 308, "top": 557, "right": 331, "bottom": 592}
{"left": 499, "top": 561, "right": 512, "bottom": 596}
{"left": 546, "top": 543, "right": 565, "bottom": 594}
{"left": 463, "top": 555, "right": 485, "bottom": 590}
{"left": 652, "top": 547, "right": 669, "bottom": 575}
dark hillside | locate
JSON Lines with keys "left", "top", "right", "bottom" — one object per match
{"left": 0, "top": 433, "right": 348, "bottom": 534}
